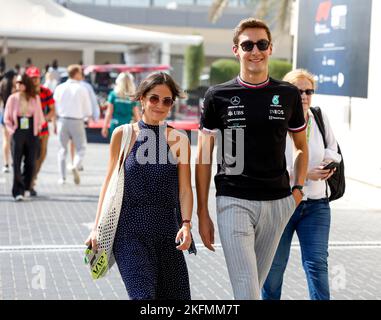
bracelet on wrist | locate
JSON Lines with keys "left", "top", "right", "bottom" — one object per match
{"left": 292, "top": 185, "right": 305, "bottom": 197}
{"left": 182, "top": 220, "right": 192, "bottom": 229}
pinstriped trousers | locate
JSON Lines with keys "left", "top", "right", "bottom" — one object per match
{"left": 216, "top": 195, "right": 296, "bottom": 300}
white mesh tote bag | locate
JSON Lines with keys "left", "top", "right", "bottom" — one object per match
{"left": 85, "top": 124, "right": 132, "bottom": 280}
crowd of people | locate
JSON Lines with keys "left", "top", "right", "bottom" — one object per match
{"left": 1, "top": 17, "right": 343, "bottom": 300}
{"left": 0, "top": 59, "right": 140, "bottom": 200}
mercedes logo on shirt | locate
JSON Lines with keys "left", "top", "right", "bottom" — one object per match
{"left": 230, "top": 96, "right": 241, "bottom": 105}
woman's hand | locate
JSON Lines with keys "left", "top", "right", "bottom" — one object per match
{"left": 175, "top": 225, "right": 192, "bottom": 251}
{"left": 307, "top": 164, "right": 334, "bottom": 181}
{"left": 101, "top": 127, "right": 108, "bottom": 138}
{"left": 85, "top": 229, "right": 98, "bottom": 252}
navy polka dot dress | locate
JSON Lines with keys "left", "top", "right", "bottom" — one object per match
{"left": 113, "top": 120, "right": 191, "bottom": 300}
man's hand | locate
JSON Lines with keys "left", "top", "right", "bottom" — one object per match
{"left": 198, "top": 210, "right": 215, "bottom": 252}
{"left": 292, "top": 189, "right": 303, "bottom": 207}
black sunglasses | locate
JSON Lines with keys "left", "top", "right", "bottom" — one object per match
{"left": 148, "top": 95, "right": 174, "bottom": 107}
{"left": 239, "top": 39, "right": 270, "bottom": 52}
{"left": 299, "top": 89, "right": 315, "bottom": 96}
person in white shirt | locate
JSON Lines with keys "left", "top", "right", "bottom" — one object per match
{"left": 68, "top": 72, "right": 100, "bottom": 170}
{"left": 43, "top": 71, "right": 58, "bottom": 92}
{"left": 53, "top": 64, "right": 92, "bottom": 185}
{"left": 262, "top": 69, "right": 342, "bottom": 300}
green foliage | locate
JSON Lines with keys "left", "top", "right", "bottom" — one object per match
{"left": 185, "top": 42, "right": 204, "bottom": 90}
{"left": 209, "top": 59, "right": 240, "bottom": 85}
{"left": 269, "top": 59, "right": 292, "bottom": 80}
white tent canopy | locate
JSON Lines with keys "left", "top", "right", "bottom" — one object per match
{"left": 0, "top": 0, "right": 203, "bottom": 64}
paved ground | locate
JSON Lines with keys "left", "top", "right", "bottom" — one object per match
{"left": 0, "top": 130, "right": 381, "bottom": 300}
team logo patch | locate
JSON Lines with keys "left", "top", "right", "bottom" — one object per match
{"left": 230, "top": 96, "right": 241, "bottom": 105}
{"left": 272, "top": 95, "right": 280, "bottom": 105}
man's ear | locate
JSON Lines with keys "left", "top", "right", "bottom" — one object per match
{"left": 269, "top": 43, "right": 273, "bottom": 56}
{"left": 232, "top": 45, "right": 239, "bottom": 59}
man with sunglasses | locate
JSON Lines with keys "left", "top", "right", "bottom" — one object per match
{"left": 196, "top": 18, "right": 309, "bottom": 299}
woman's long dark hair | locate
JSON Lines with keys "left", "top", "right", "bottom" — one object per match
{"left": 0, "top": 70, "right": 16, "bottom": 105}
{"left": 19, "top": 74, "right": 37, "bottom": 100}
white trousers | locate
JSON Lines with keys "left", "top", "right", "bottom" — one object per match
{"left": 57, "top": 118, "right": 86, "bottom": 179}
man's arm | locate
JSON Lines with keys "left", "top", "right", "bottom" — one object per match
{"left": 289, "top": 130, "right": 309, "bottom": 206}
{"left": 195, "top": 130, "right": 216, "bottom": 251}
{"left": 81, "top": 88, "right": 93, "bottom": 119}
{"left": 45, "top": 104, "right": 55, "bottom": 122}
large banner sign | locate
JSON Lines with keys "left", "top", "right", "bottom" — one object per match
{"left": 296, "top": 0, "right": 372, "bottom": 98}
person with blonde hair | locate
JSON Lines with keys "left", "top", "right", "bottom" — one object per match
{"left": 101, "top": 72, "right": 140, "bottom": 138}
{"left": 262, "top": 69, "right": 342, "bottom": 300}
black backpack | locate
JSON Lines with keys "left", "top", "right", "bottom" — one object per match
{"left": 310, "top": 107, "right": 345, "bottom": 201}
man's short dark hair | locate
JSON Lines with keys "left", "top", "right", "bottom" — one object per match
{"left": 233, "top": 18, "right": 272, "bottom": 45}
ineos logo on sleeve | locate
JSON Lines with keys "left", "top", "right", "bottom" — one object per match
{"left": 230, "top": 96, "right": 241, "bottom": 105}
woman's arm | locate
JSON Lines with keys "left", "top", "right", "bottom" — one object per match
{"left": 172, "top": 130, "right": 193, "bottom": 251}
{"left": 101, "top": 102, "right": 114, "bottom": 138}
{"left": 85, "top": 126, "right": 123, "bottom": 250}
{"left": 35, "top": 96, "right": 45, "bottom": 132}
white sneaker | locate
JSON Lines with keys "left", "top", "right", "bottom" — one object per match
{"left": 2, "top": 165, "right": 10, "bottom": 173}
{"left": 58, "top": 178, "right": 66, "bottom": 185}
{"left": 14, "top": 195, "right": 24, "bottom": 202}
{"left": 72, "top": 167, "right": 80, "bottom": 185}
{"left": 23, "top": 191, "right": 32, "bottom": 201}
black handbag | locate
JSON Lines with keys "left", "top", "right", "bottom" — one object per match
{"left": 310, "top": 107, "right": 345, "bottom": 201}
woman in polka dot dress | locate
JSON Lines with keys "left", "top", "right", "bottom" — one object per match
{"left": 86, "top": 72, "right": 194, "bottom": 299}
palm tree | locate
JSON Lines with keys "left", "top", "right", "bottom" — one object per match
{"left": 209, "top": 0, "right": 294, "bottom": 33}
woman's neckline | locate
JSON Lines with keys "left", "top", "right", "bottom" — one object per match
{"left": 139, "top": 119, "right": 167, "bottom": 129}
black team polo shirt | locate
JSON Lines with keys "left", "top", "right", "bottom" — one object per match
{"left": 199, "top": 76, "right": 306, "bottom": 201}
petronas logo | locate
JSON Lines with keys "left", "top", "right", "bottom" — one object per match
{"left": 272, "top": 95, "right": 280, "bottom": 105}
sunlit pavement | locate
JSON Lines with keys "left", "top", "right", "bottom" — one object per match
{"left": 0, "top": 130, "right": 380, "bottom": 300}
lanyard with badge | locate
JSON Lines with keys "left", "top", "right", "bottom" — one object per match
{"left": 20, "top": 95, "right": 30, "bottom": 130}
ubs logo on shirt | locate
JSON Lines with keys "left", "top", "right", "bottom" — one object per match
{"left": 227, "top": 96, "right": 246, "bottom": 128}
